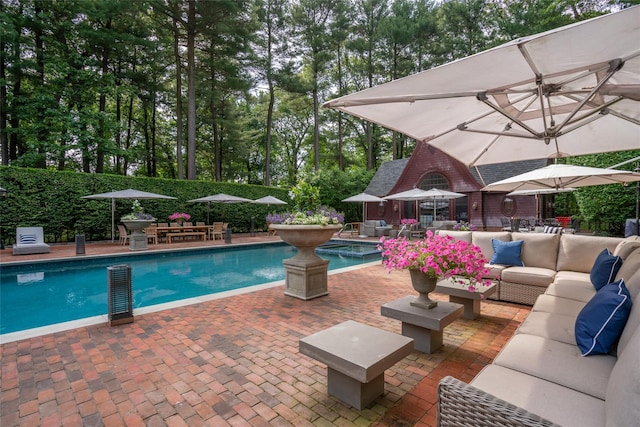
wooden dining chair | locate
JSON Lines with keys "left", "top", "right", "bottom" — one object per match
{"left": 157, "top": 222, "right": 169, "bottom": 227}
{"left": 145, "top": 225, "right": 158, "bottom": 245}
{"left": 196, "top": 221, "right": 205, "bottom": 226}
{"left": 210, "top": 222, "right": 224, "bottom": 240}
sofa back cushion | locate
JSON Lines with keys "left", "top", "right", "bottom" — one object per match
{"left": 436, "top": 230, "right": 472, "bottom": 243}
{"left": 16, "top": 227, "right": 45, "bottom": 245}
{"left": 616, "top": 247, "right": 640, "bottom": 290}
{"left": 512, "top": 232, "right": 560, "bottom": 270}
{"left": 472, "top": 231, "right": 511, "bottom": 260}
{"left": 556, "top": 234, "right": 623, "bottom": 273}
{"left": 606, "top": 325, "right": 640, "bottom": 426}
{"left": 613, "top": 236, "right": 640, "bottom": 260}
{"left": 617, "top": 268, "right": 640, "bottom": 356}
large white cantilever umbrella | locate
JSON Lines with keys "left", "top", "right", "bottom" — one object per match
{"left": 188, "top": 193, "right": 253, "bottom": 223}
{"left": 342, "top": 192, "right": 385, "bottom": 222}
{"left": 82, "top": 189, "right": 176, "bottom": 242}
{"left": 482, "top": 164, "right": 640, "bottom": 193}
{"left": 324, "top": 7, "right": 640, "bottom": 167}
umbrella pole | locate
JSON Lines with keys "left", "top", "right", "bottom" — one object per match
{"left": 111, "top": 198, "right": 115, "bottom": 242}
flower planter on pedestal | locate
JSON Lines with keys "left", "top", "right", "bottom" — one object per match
{"left": 409, "top": 269, "right": 438, "bottom": 309}
{"left": 270, "top": 224, "right": 341, "bottom": 300}
{"left": 121, "top": 220, "right": 153, "bottom": 251}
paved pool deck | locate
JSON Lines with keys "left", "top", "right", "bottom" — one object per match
{"left": 0, "top": 235, "right": 530, "bottom": 426}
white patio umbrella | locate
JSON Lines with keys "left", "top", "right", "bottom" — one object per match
{"left": 342, "top": 192, "right": 385, "bottom": 222}
{"left": 482, "top": 164, "right": 640, "bottom": 193}
{"left": 188, "top": 193, "right": 253, "bottom": 223}
{"left": 385, "top": 188, "right": 465, "bottom": 223}
{"left": 253, "top": 195, "right": 288, "bottom": 206}
{"left": 82, "top": 189, "right": 176, "bottom": 242}
{"left": 507, "top": 187, "right": 577, "bottom": 222}
{"left": 324, "top": 7, "right": 640, "bottom": 167}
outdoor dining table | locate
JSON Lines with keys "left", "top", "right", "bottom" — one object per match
{"left": 154, "top": 225, "right": 212, "bottom": 242}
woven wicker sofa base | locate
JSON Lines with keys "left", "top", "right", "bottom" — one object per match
{"left": 437, "top": 376, "right": 559, "bottom": 427}
{"left": 498, "top": 281, "right": 546, "bottom": 306}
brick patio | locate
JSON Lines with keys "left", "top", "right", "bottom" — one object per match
{"left": 0, "top": 237, "right": 530, "bottom": 426}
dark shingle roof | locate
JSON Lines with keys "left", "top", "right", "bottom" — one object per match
{"left": 365, "top": 158, "right": 410, "bottom": 197}
{"left": 366, "top": 157, "right": 549, "bottom": 195}
{"left": 470, "top": 159, "right": 549, "bottom": 186}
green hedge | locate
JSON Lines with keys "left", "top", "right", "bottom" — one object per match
{"left": 0, "top": 166, "right": 290, "bottom": 244}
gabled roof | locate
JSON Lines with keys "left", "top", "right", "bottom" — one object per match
{"left": 366, "top": 156, "right": 549, "bottom": 195}
{"left": 471, "top": 159, "right": 549, "bottom": 186}
{"left": 365, "top": 158, "right": 410, "bottom": 197}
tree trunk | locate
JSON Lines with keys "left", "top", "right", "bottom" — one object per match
{"left": 173, "top": 15, "right": 184, "bottom": 180}
{"left": 186, "top": 0, "right": 197, "bottom": 180}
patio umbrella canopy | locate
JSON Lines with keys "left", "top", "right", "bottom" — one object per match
{"left": 324, "top": 7, "right": 640, "bottom": 167}
{"left": 507, "top": 187, "right": 577, "bottom": 222}
{"left": 482, "top": 164, "right": 640, "bottom": 193}
{"left": 342, "top": 192, "right": 385, "bottom": 222}
{"left": 253, "top": 195, "right": 288, "bottom": 206}
{"left": 384, "top": 188, "right": 465, "bottom": 223}
{"left": 82, "top": 189, "right": 176, "bottom": 242}
{"left": 188, "top": 193, "right": 253, "bottom": 223}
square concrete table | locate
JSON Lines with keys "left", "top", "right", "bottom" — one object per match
{"left": 435, "top": 278, "right": 498, "bottom": 319}
{"left": 299, "top": 320, "right": 413, "bottom": 410}
{"left": 381, "top": 296, "right": 463, "bottom": 353}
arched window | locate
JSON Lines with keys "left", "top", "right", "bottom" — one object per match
{"left": 419, "top": 174, "right": 448, "bottom": 190}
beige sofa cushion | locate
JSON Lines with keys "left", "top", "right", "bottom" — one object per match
{"left": 512, "top": 232, "right": 560, "bottom": 270}
{"left": 617, "top": 270, "right": 640, "bottom": 356}
{"left": 501, "top": 266, "right": 556, "bottom": 287}
{"left": 545, "top": 274, "right": 595, "bottom": 302}
{"left": 613, "top": 235, "right": 640, "bottom": 260}
{"left": 615, "top": 247, "right": 640, "bottom": 285}
{"left": 436, "top": 230, "right": 472, "bottom": 243}
{"left": 471, "top": 365, "right": 606, "bottom": 427}
{"left": 556, "top": 234, "right": 623, "bottom": 273}
{"left": 531, "top": 294, "right": 586, "bottom": 317}
{"left": 516, "top": 311, "right": 576, "bottom": 345}
{"left": 493, "top": 334, "right": 615, "bottom": 400}
{"left": 606, "top": 326, "right": 640, "bottom": 427}
{"left": 471, "top": 231, "right": 511, "bottom": 260}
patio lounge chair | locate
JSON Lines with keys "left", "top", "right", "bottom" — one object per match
{"left": 12, "top": 227, "right": 50, "bottom": 255}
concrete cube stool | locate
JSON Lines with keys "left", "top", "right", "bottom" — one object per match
{"left": 299, "top": 320, "right": 413, "bottom": 409}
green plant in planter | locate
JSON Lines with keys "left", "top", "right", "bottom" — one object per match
{"left": 121, "top": 200, "right": 155, "bottom": 221}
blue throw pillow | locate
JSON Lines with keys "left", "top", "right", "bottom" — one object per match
{"left": 489, "top": 239, "right": 524, "bottom": 266}
{"left": 575, "top": 279, "right": 632, "bottom": 356}
{"left": 590, "top": 248, "right": 623, "bottom": 290}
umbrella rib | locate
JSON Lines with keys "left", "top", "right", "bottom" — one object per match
{"left": 553, "top": 59, "right": 623, "bottom": 132}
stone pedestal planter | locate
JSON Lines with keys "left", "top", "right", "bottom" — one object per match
{"left": 121, "top": 220, "right": 153, "bottom": 251}
{"left": 270, "top": 224, "right": 341, "bottom": 300}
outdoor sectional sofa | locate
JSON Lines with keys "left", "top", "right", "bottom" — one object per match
{"left": 435, "top": 231, "right": 640, "bottom": 426}
{"left": 437, "top": 230, "right": 624, "bottom": 305}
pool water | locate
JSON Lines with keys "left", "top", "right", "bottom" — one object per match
{"left": 316, "top": 242, "right": 382, "bottom": 258}
{"left": 0, "top": 242, "right": 379, "bottom": 335}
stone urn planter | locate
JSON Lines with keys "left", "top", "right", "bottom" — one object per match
{"left": 408, "top": 269, "right": 439, "bottom": 309}
{"left": 121, "top": 220, "right": 153, "bottom": 251}
{"left": 269, "top": 224, "right": 342, "bottom": 300}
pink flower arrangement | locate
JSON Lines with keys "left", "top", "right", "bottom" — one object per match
{"left": 169, "top": 212, "right": 191, "bottom": 221}
{"left": 400, "top": 218, "right": 418, "bottom": 225}
{"left": 378, "top": 231, "right": 492, "bottom": 291}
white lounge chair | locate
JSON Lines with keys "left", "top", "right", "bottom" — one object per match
{"left": 12, "top": 227, "right": 51, "bottom": 255}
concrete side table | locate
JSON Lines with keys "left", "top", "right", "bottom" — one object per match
{"left": 381, "top": 296, "right": 463, "bottom": 353}
{"left": 299, "top": 320, "right": 413, "bottom": 410}
{"left": 435, "top": 278, "right": 498, "bottom": 319}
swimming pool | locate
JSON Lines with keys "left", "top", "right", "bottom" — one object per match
{"left": 316, "top": 242, "right": 382, "bottom": 258}
{"left": 0, "top": 242, "right": 380, "bottom": 338}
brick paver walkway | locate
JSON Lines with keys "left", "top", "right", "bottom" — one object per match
{"left": 1, "top": 239, "right": 530, "bottom": 426}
